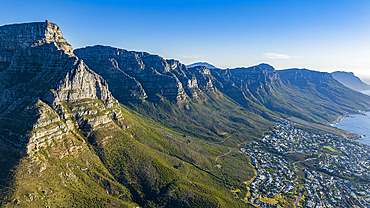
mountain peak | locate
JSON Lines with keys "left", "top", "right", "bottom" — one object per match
{"left": 256, "top": 63, "right": 275, "bottom": 71}
{"left": 0, "top": 20, "right": 73, "bottom": 55}
{"left": 186, "top": 62, "right": 218, "bottom": 69}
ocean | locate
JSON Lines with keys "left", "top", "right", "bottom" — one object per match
{"left": 334, "top": 111, "right": 370, "bottom": 146}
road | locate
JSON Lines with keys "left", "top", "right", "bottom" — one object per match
{"left": 292, "top": 154, "right": 322, "bottom": 208}
{"left": 215, "top": 147, "right": 232, "bottom": 163}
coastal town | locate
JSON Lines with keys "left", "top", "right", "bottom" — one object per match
{"left": 242, "top": 119, "right": 370, "bottom": 208}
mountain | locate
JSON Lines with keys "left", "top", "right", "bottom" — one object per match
{"left": 0, "top": 21, "right": 262, "bottom": 208}
{"left": 0, "top": 20, "right": 137, "bottom": 207}
{"left": 203, "top": 65, "right": 370, "bottom": 123}
{"left": 1, "top": 21, "right": 370, "bottom": 208}
{"left": 331, "top": 71, "right": 370, "bottom": 91}
{"left": 74, "top": 45, "right": 197, "bottom": 103}
{"left": 276, "top": 69, "right": 370, "bottom": 122}
{"left": 75, "top": 45, "right": 370, "bottom": 139}
{"left": 186, "top": 62, "right": 218, "bottom": 69}
{"left": 74, "top": 45, "right": 370, "bottom": 143}
{"left": 75, "top": 45, "right": 273, "bottom": 146}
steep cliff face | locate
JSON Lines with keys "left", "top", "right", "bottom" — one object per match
{"left": 72, "top": 42, "right": 370, "bottom": 126}
{"left": 186, "top": 63, "right": 282, "bottom": 109}
{"left": 0, "top": 21, "right": 117, "bottom": 149}
{"left": 187, "top": 66, "right": 215, "bottom": 91}
{"left": 74, "top": 45, "right": 201, "bottom": 103}
{"left": 186, "top": 64, "right": 370, "bottom": 123}
{"left": 74, "top": 44, "right": 370, "bottom": 125}
{"left": 207, "top": 65, "right": 370, "bottom": 122}
{"left": 216, "top": 63, "right": 281, "bottom": 101}
{"left": 0, "top": 22, "right": 72, "bottom": 114}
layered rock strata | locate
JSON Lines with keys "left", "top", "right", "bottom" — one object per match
{"left": 0, "top": 21, "right": 125, "bottom": 187}
{"left": 0, "top": 20, "right": 133, "bottom": 207}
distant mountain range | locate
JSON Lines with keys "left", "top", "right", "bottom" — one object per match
{"left": 1, "top": 21, "right": 370, "bottom": 207}
{"left": 186, "top": 62, "right": 218, "bottom": 69}
{"left": 331, "top": 71, "right": 370, "bottom": 91}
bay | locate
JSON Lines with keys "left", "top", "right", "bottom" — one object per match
{"left": 334, "top": 112, "right": 370, "bottom": 146}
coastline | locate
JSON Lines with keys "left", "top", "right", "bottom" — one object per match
{"left": 331, "top": 113, "right": 349, "bottom": 125}
{"left": 331, "top": 110, "right": 369, "bottom": 125}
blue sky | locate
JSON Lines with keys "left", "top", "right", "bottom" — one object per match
{"left": 2, "top": 0, "right": 370, "bottom": 81}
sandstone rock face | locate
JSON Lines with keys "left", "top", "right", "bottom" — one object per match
{"left": 227, "top": 64, "right": 281, "bottom": 100}
{"left": 188, "top": 63, "right": 283, "bottom": 108}
{"left": 0, "top": 21, "right": 119, "bottom": 156}
{"left": 45, "top": 59, "right": 115, "bottom": 106}
{"left": 187, "top": 66, "right": 215, "bottom": 91}
{"left": 75, "top": 45, "right": 203, "bottom": 103}
{"left": 0, "top": 22, "right": 130, "bottom": 207}
{"left": 74, "top": 45, "right": 282, "bottom": 107}
{"left": 0, "top": 20, "right": 73, "bottom": 64}
{"left": 73, "top": 46, "right": 148, "bottom": 103}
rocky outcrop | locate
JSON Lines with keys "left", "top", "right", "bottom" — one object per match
{"left": 44, "top": 59, "right": 115, "bottom": 106}
{"left": 228, "top": 64, "right": 281, "bottom": 99}
{"left": 187, "top": 66, "right": 215, "bottom": 91}
{"left": 73, "top": 46, "right": 148, "bottom": 103}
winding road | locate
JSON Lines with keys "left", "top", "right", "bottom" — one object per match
{"left": 215, "top": 147, "right": 232, "bottom": 163}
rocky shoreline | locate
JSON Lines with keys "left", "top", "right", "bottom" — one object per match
{"left": 331, "top": 113, "right": 349, "bottom": 125}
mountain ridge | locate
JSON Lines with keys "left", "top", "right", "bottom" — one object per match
{"left": 331, "top": 71, "right": 370, "bottom": 91}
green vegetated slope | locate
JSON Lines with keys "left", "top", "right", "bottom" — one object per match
{"left": 1, "top": 99, "right": 138, "bottom": 208}
{"left": 1, "top": 95, "right": 259, "bottom": 208}
{"left": 3, "top": 103, "right": 260, "bottom": 207}
{"left": 87, "top": 104, "right": 259, "bottom": 208}
{"left": 127, "top": 90, "right": 274, "bottom": 147}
